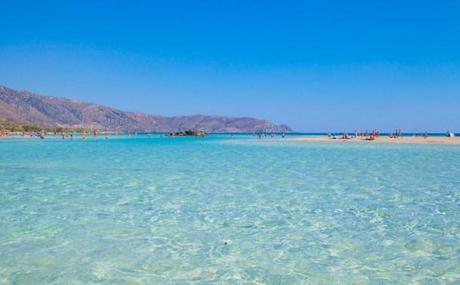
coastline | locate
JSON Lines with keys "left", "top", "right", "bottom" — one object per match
{"left": 279, "top": 135, "right": 460, "bottom": 145}
{"left": 2, "top": 132, "right": 460, "bottom": 145}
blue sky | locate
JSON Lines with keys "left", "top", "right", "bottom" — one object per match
{"left": 1, "top": 0, "right": 459, "bottom": 132}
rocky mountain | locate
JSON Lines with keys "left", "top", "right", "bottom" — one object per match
{"left": 0, "top": 85, "right": 292, "bottom": 133}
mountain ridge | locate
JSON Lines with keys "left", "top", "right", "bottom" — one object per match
{"left": 0, "top": 85, "right": 292, "bottom": 133}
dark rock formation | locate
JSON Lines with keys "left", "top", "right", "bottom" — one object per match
{"left": 165, "top": 130, "right": 206, "bottom": 137}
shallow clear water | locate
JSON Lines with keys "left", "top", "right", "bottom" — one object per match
{"left": 1, "top": 135, "right": 460, "bottom": 284}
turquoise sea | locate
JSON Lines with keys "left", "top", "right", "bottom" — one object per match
{"left": 1, "top": 135, "right": 460, "bottom": 284}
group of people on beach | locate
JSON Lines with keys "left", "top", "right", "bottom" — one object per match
{"left": 0, "top": 129, "right": 113, "bottom": 140}
{"left": 328, "top": 129, "right": 381, "bottom": 141}
{"left": 255, "top": 132, "right": 286, "bottom": 139}
{"left": 62, "top": 130, "right": 110, "bottom": 140}
{"left": 388, "top": 128, "right": 403, "bottom": 138}
{"left": 327, "top": 129, "right": 456, "bottom": 141}
{"left": 0, "top": 129, "right": 8, "bottom": 137}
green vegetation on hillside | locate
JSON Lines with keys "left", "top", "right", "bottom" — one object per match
{"left": 0, "top": 119, "right": 95, "bottom": 133}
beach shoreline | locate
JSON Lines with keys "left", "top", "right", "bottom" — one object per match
{"left": 278, "top": 135, "right": 460, "bottom": 145}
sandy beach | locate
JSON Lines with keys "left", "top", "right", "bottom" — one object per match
{"left": 281, "top": 135, "right": 460, "bottom": 145}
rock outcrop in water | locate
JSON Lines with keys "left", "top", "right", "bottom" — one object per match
{"left": 166, "top": 130, "right": 206, "bottom": 137}
{"left": 0, "top": 85, "right": 292, "bottom": 133}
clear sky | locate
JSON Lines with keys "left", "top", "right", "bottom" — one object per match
{"left": 1, "top": 0, "right": 459, "bottom": 132}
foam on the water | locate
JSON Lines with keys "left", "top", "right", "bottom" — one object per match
{"left": 1, "top": 135, "right": 460, "bottom": 284}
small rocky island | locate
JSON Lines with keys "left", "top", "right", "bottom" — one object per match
{"left": 165, "top": 130, "right": 206, "bottom": 137}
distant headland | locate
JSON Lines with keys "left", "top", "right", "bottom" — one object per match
{"left": 0, "top": 85, "right": 292, "bottom": 133}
